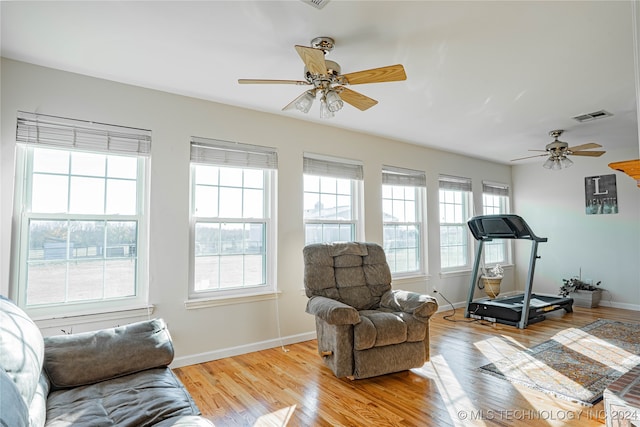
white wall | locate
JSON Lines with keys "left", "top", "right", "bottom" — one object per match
{"left": 1, "top": 59, "right": 514, "bottom": 365}
{"left": 512, "top": 145, "right": 640, "bottom": 309}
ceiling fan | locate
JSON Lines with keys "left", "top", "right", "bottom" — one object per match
{"left": 511, "top": 129, "right": 606, "bottom": 170}
{"left": 238, "top": 36, "right": 407, "bottom": 118}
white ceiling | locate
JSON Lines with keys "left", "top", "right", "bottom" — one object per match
{"left": 2, "top": 1, "right": 638, "bottom": 164}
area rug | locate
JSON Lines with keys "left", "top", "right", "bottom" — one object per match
{"left": 479, "top": 319, "right": 640, "bottom": 406}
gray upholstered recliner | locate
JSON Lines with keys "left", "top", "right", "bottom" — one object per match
{"left": 303, "top": 242, "right": 438, "bottom": 379}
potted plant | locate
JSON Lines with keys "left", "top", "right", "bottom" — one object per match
{"left": 559, "top": 277, "right": 603, "bottom": 308}
{"left": 480, "top": 264, "right": 503, "bottom": 299}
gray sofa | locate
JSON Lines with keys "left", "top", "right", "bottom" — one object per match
{"left": 303, "top": 242, "right": 439, "bottom": 379}
{"left": 0, "top": 296, "right": 212, "bottom": 427}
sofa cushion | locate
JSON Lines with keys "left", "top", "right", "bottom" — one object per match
{"left": 44, "top": 318, "right": 173, "bottom": 390}
{"left": 0, "top": 296, "right": 45, "bottom": 408}
{"left": 28, "top": 373, "right": 50, "bottom": 427}
{"left": 0, "top": 367, "right": 29, "bottom": 427}
{"left": 45, "top": 368, "right": 202, "bottom": 427}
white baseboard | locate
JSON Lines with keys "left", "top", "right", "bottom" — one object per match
{"left": 597, "top": 299, "right": 640, "bottom": 311}
{"left": 171, "top": 331, "right": 317, "bottom": 368}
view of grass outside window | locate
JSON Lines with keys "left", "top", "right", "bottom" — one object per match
{"left": 13, "top": 112, "right": 150, "bottom": 314}
{"left": 439, "top": 175, "right": 472, "bottom": 269}
{"left": 190, "top": 137, "right": 276, "bottom": 297}
{"left": 303, "top": 154, "right": 362, "bottom": 245}
{"left": 482, "top": 182, "right": 510, "bottom": 265}
{"left": 382, "top": 165, "right": 426, "bottom": 275}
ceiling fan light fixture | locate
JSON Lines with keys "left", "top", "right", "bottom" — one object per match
{"left": 319, "top": 98, "right": 335, "bottom": 119}
{"left": 294, "top": 91, "right": 315, "bottom": 113}
{"left": 543, "top": 157, "right": 555, "bottom": 169}
{"left": 325, "top": 89, "right": 343, "bottom": 113}
{"left": 560, "top": 156, "right": 574, "bottom": 169}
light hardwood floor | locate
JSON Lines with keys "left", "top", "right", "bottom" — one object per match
{"left": 173, "top": 305, "right": 639, "bottom": 426}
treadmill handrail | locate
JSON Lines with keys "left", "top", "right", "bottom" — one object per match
{"left": 467, "top": 214, "right": 547, "bottom": 242}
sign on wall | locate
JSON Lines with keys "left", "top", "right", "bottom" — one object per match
{"left": 585, "top": 174, "right": 618, "bottom": 215}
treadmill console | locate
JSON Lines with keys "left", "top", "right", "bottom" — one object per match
{"left": 467, "top": 214, "right": 547, "bottom": 242}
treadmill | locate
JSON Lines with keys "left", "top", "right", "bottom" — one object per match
{"left": 465, "top": 214, "right": 573, "bottom": 329}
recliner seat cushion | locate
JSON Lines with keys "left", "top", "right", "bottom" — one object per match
{"left": 354, "top": 310, "right": 427, "bottom": 351}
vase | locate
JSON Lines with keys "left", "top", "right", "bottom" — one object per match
{"left": 481, "top": 276, "right": 502, "bottom": 299}
{"left": 569, "top": 289, "right": 602, "bottom": 308}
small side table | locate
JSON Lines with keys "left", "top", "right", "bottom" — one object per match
{"left": 604, "top": 364, "right": 640, "bottom": 427}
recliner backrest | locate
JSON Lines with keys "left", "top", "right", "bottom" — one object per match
{"left": 303, "top": 242, "right": 392, "bottom": 310}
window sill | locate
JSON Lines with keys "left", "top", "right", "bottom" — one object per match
{"left": 185, "top": 290, "right": 282, "bottom": 310}
{"left": 32, "top": 304, "right": 156, "bottom": 329}
{"left": 439, "top": 269, "right": 472, "bottom": 279}
{"left": 392, "top": 274, "right": 431, "bottom": 286}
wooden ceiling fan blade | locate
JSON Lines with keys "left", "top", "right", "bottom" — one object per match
{"left": 341, "top": 64, "right": 407, "bottom": 85}
{"left": 238, "top": 79, "right": 309, "bottom": 85}
{"left": 511, "top": 153, "right": 550, "bottom": 161}
{"left": 335, "top": 86, "right": 378, "bottom": 111}
{"left": 567, "top": 142, "right": 602, "bottom": 151}
{"left": 570, "top": 150, "right": 606, "bottom": 157}
{"left": 294, "top": 45, "right": 327, "bottom": 75}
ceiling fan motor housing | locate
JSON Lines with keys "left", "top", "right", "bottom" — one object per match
{"left": 304, "top": 60, "right": 341, "bottom": 85}
{"left": 546, "top": 140, "right": 569, "bottom": 155}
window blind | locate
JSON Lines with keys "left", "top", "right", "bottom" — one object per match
{"left": 190, "top": 136, "right": 278, "bottom": 169}
{"left": 382, "top": 165, "right": 426, "bottom": 187}
{"left": 16, "top": 111, "right": 151, "bottom": 156}
{"left": 303, "top": 154, "right": 363, "bottom": 180}
{"left": 482, "top": 182, "right": 509, "bottom": 196}
{"left": 438, "top": 174, "right": 472, "bottom": 192}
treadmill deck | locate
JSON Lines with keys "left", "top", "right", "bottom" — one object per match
{"left": 468, "top": 293, "right": 574, "bottom": 326}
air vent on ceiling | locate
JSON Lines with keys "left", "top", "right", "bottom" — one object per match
{"left": 299, "top": 0, "right": 330, "bottom": 9}
{"left": 572, "top": 110, "right": 613, "bottom": 123}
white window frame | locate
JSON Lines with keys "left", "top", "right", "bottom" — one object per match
{"left": 11, "top": 111, "right": 151, "bottom": 319}
{"left": 303, "top": 153, "right": 363, "bottom": 245}
{"left": 482, "top": 181, "right": 511, "bottom": 265}
{"left": 382, "top": 165, "right": 427, "bottom": 277}
{"left": 188, "top": 137, "right": 277, "bottom": 300}
{"left": 438, "top": 175, "right": 473, "bottom": 271}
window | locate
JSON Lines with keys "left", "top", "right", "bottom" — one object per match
{"left": 303, "top": 154, "right": 363, "bottom": 244}
{"left": 190, "top": 137, "right": 277, "bottom": 298}
{"left": 438, "top": 175, "right": 472, "bottom": 270}
{"left": 12, "top": 112, "right": 150, "bottom": 317}
{"left": 482, "top": 181, "right": 510, "bottom": 264}
{"left": 382, "top": 165, "right": 426, "bottom": 276}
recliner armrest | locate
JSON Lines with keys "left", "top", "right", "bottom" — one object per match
{"left": 380, "top": 290, "right": 438, "bottom": 321}
{"left": 306, "top": 296, "right": 361, "bottom": 325}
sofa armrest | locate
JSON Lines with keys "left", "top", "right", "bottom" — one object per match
{"left": 44, "top": 318, "right": 173, "bottom": 390}
{"left": 306, "top": 296, "right": 360, "bottom": 325}
{"left": 380, "top": 290, "right": 438, "bottom": 321}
